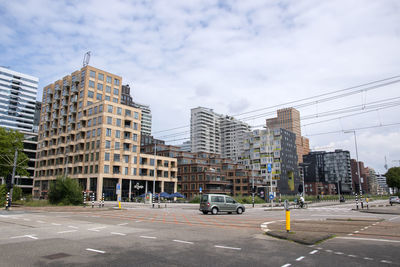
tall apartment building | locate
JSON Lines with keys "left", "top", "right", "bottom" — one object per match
{"left": 266, "top": 108, "right": 310, "bottom": 163}
{"left": 178, "top": 140, "right": 191, "bottom": 152}
{"left": 34, "top": 66, "right": 177, "bottom": 200}
{"left": 121, "top": 84, "right": 152, "bottom": 136}
{"left": 238, "top": 128, "right": 299, "bottom": 195}
{"left": 190, "top": 107, "right": 250, "bottom": 160}
{"left": 303, "top": 150, "right": 352, "bottom": 194}
{"left": 0, "top": 66, "right": 39, "bottom": 194}
{"left": 376, "top": 173, "right": 389, "bottom": 194}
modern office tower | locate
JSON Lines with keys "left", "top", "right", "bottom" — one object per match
{"left": 367, "top": 168, "right": 378, "bottom": 195}
{"left": 376, "top": 173, "right": 389, "bottom": 194}
{"left": 121, "top": 84, "right": 152, "bottom": 136}
{"left": 303, "top": 150, "right": 352, "bottom": 194}
{"left": 178, "top": 140, "right": 191, "bottom": 152}
{"left": 0, "top": 66, "right": 39, "bottom": 194}
{"left": 266, "top": 107, "right": 310, "bottom": 163}
{"left": 34, "top": 66, "right": 177, "bottom": 200}
{"left": 33, "top": 101, "right": 42, "bottom": 133}
{"left": 190, "top": 107, "right": 250, "bottom": 160}
{"left": 238, "top": 128, "right": 299, "bottom": 195}
{"left": 350, "top": 159, "right": 369, "bottom": 194}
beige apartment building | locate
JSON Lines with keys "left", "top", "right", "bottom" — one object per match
{"left": 34, "top": 65, "right": 177, "bottom": 200}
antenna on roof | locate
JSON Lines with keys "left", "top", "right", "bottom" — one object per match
{"left": 83, "top": 51, "right": 91, "bottom": 67}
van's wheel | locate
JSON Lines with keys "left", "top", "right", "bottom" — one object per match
{"left": 202, "top": 211, "right": 208, "bottom": 215}
{"left": 211, "top": 207, "right": 218, "bottom": 215}
{"left": 237, "top": 207, "right": 243, "bottom": 214}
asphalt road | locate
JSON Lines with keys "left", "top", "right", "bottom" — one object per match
{"left": 0, "top": 200, "right": 399, "bottom": 267}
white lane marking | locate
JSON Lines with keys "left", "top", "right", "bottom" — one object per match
{"left": 51, "top": 223, "right": 61, "bottom": 226}
{"left": 118, "top": 223, "right": 128, "bottom": 226}
{"left": 316, "top": 247, "right": 322, "bottom": 250}
{"left": 10, "top": 235, "right": 38, "bottom": 240}
{"left": 37, "top": 220, "right": 45, "bottom": 223}
{"left": 173, "top": 240, "right": 194, "bottom": 244}
{"left": 140, "top": 236, "right": 157, "bottom": 239}
{"left": 281, "top": 264, "right": 291, "bottom": 267}
{"left": 23, "top": 219, "right": 31, "bottom": 221}
{"left": 325, "top": 250, "right": 333, "bottom": 253}
{"left": 214, "top": 245, "right": 241, "bottom": 250}
{"left": 336, "top": 236, "right": 400, "bottom": 243}
{"left": 348, "top": 234, "right": 353, "bottom": 236}
{"left": 135, "top": 220, "right": 141, "bottom": 223}
{"left": 381, "top": 260, "right": 392, "bottom": 263}
{"left": 354, "top": 231, "right": 359, "bottom": 233}
{"left": 372, "top": 223, "right": 377, "bottom": 226}
{"left": 335, "top": 252, "right": 344, "bottom": 255}
{"left": 68, "top": 226, "right": 78, "bottom": 229}
{"left": 111, "top": 232, "right": 126, "bottom": 236}
{"left": 348, "top": 255, "right": 357, "bottom": 257}
{"left": 309, "top": 250, "right": 318, "bottom": 255}
{"left": 364, "top": 257, "right": 373, "bottom": 260}
{"left": 389, "top": 216, "right": 400, "bottom": 221}
{"left": 296, "top": 256, "right": 305, "bottom": 261}
{"left": 57, "top": 230, "right": 77, "bottom": 234}
{"left": 86, "top": 248, "right": 105, "bottom": 254}
{"left": 88, "top": 226, "right": 106, "bottom": 232}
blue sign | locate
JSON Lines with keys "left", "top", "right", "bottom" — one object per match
{"left": 269, "top": 193, "right": 274, "bottom": 200}
{"left": 267, "top": 163, "right": 272, "bottom": 173}
{"left": 199, "top": 187, "right": 202, "bottom": 193}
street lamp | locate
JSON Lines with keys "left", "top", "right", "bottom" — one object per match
{"left": 344, "top": 130, "right": 362, "bottom": 208}
{"left": 153, "top": 141, "right": 156, "bottom": 208}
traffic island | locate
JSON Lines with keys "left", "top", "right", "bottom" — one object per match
{"left": 266, "top": 230, "right": 334, "bottom": 245}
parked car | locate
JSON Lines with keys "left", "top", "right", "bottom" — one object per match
{"left": 389, "top": 196, "right": 400, "bottom": 206}
{"left": 199, "top": 194, "right": 245, "bottom": 215}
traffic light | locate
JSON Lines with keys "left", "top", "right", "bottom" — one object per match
{"left": 298, "top": 184, "right": 303, "bottom": 193}
{"left": 5, "top": 174, "right": 12, "bottom": 191}
{"left": 252, "top": 186, "right": 256, "bottom": 193}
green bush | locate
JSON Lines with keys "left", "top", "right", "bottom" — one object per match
{"left": 0, "top": 184, "right": 6, "bottom": 206}
{"left": 48, "top": 176, "right": 83, "bottom": 205}
{"left": 189, "top": 195, "right": 201, "bottom": 203}
{"left": 234, "top": 195, "right": 265, "bottom": 204}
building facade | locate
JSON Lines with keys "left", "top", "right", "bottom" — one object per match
{"left": 266, "top": 108, "right": 310, "bottom": 163}
{"left": 238, "top": 128, "right": 299, "bottom": 195}
{"left": 303, "top": 150, "right": 352, "bottom": 194}
{"left": 34, "top": 66, "right": 177, "bottom": 200}
{"left": 350, "top": 159, "right": 369, "bottom": 194}
{"left": 0, "top": 66, "right": 39, "bottom": 194}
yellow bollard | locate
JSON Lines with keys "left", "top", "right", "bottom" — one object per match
{"left": 286, "top": 210, "right": 290, "bottom": 232}
{"left": 118, "top": 201, "right": 121, "bottom": 209}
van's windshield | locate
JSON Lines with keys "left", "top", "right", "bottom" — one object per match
{"left": 201, "top": 195, "right": 208, "bottom": 203}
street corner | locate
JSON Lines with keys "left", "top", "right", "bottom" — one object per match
{"left": 266, "top": 230, "right": 334, "bottom": 245}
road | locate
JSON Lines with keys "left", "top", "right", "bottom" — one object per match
{"left": 0, "top": 200, "right": 399, "bottom": 266}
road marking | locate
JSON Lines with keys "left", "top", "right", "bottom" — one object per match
{"left": 23, "top": 218, "right": 31, "bottom": 221}
{"left": 36, "top": 220, "right": 45, "bottom": 223}
{"left": 10, "top": 235, "right": 38, "bottom": 240}
{"left": 88, "top": 226, "right": 106, "bottom": 232}
{"left": 364, "top": 257, "right": 373, "bottom": 260}
{"left": 372, "top": 223, "right": 377, "bottom": 225}
{"left": 316, "top": 247, "right": 322, "bottom": 250}
{"left": 325, "top": 250, "right": 333, "bottom": 253}
{"left": 336, "top": 236, "right": 400, "bottom": 243}
{"left": 309, "top": 250, "right": 318, "bottom": 255}
{"left": 51, "top": 223, "right": 61, "bottom": 226}
{"left": 214, "top": 245, "right": 241, "bottom": 250}
{"left": 173, "top": 240, "right": 194, "bottom": 244}
{"left": 281, "top": 264, "right": 291, "bottom": 267}
{"left": 140, "top": 236, "right": 157, "bottom": 239}
{"left": 111, "top": 232, "right": 126, "bottom": 236}
{"left": 354, "top": 231, "right": 359, "bottom": 233}
{"left": 68, "top": 226, "right": 78, "bottom": 229}
{"left": 296, "top": 256, "right": 305, "bottom": 261}
{"left": 118, "top": 223, "right": 128, "bottom": 226}
{"left": 135, "top": 220, "right": 141, "bottom": 223}
{"left": 57, "top": 230, "right": 77, "bottom": 234}
{"left": 381, "top": 260, "right": 392, "bottom": 263}
{"left": 348, "top": 234, "right": 353, "bottom": 236}
{"left": 335, "top": 252, "right": 344, "bottom": 255}
{"left": 86, "top": 248, "right": 105, "bottom": 254}
{"left": 348, "top": 255, "right": 357, "bottom": 257}
{"left": 389, "top": 216, "right": 400, "bottom": 221}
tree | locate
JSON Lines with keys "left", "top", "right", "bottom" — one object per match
{"left": 48, "top": 176, "right": 83, "bottom": 205}
{"left": 0, "top": 127, "right": 29, "bottom": 180}
{"left": 385, "top": 167, "right": 400, "bottom": 192}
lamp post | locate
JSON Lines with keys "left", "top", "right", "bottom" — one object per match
{"left": 153, "top": 142, "right": 156, "bottom": 208}
{"left": 344, "top": 130, "right": 362, "bottom": 207}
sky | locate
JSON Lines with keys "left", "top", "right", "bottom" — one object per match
{"left": 1, "top": 0, "right": 400, "bottom": 174}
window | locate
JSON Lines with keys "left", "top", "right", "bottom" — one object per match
{"left": 117, "top": 107, "right": 122, "bottom": 115}
{"left": 113, "top": 88, "right": 119, "bottom": 95}
{"left": 211, "top": 196, "right": 225, "bottom": 203}
{"left": 89, "top": 80, "right": 95, "bottom": 88}
{"left": 99, "top": 104, "right": 103, "bottom": 112}
{"left": 107, "top": 105, "right": 113, "bottom": 113}
{"left": 106, "top": 85, "right": 111, "bottom": 93}
{"left": 105, "top": 140, "right": 111, "bottom": 148}
{"left": 107, "top": 116, "right": 112, "bottom": 124}
{"left": 87, "top": 119, "right": 92, "bottom": 127}
{"left": 124, "top": 167, "right": 128, "bottom": 175}
{"left": 96, "top": 93, "right": 102, "bottom": 100}
{"left": 133, "top": 156, "right": 137, "bottom": 164}
{"left": 88, "top": 91, "right": 94, "bottom": 98}
{"left": 104, "top": 165, "right": 109, "bottom": 173}
{"left": 105, "top": 95, "right": 110, "bottom": 101}
{"left": 106, "top": 128, "right": 111, "bottom": 136}
{"left": 93, "top": 118, "right": 97, "bottom": 126}
{"left": 106, "top": 76, "right": 112, "bottom": 83}
{"left": 114, "top": 154, "right": 120, "bottom": 162}
{"left": 132, "top": 145, "right": 137, "bottom": 152}
{"left": 134, "top": 112, "right": 139, "bottom": 119}
{"left": 124, "top": 155, "right": 129, "bottom": 163}
{"left": 98, "top": 116, "right": 103, "bottom": 124}
{"left": 98, "top": 73, "right": 104, "bottom": 81}
{"left": 226, "top": 197, "right": 235, "bottom": 204}
{"left": 116, "top": 119, "right": 121, "bottom": 126}
{"left": 115, "top": 130, "right": 120, "bottom": 138}
{"left": 97, "top": 128, "right": 101, "bottom": 136}
{"left": 133, "top": 168, "right": 137, "bottom": 175}
{"left": 125, "top": 110, "right": 131, "bottom": 116}
{"left": 150, "top": 159, "right": 155, "bottom": 166}
{"left": 114, "top": 78, "right": 120, "bottom": 86}
{"left": 115, "top": 142, "right": 120, "bottom": 149}
{"left": 94, "top": 106, "right": 98, "bottom": 114}
{"left": 132, "top": 134, "right": 138, "bottom": 141}
{"left": 113, "top": 97, "right": 118, "bottom": 103}
{"left": 90, "top": 70, "right": 96, "bottom": 78}
{"left": 95, "top": 165, "right": 98, "bottom": 173}
{"left": 87, "top": 101, "right": 92, "bottom": 106}
{"left": 133, "top": 123, "right": 138, "bottom": 130}
{"left": 97, "top": 83, "right": 103, "bottom": 90}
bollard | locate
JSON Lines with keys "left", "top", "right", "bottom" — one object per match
{"left": 91, "top": 193, "right": 94, "bottom": 208}
{"left": 284, "top": 200, "right": 290, "bottom": 233}
{"left": 102, "top": 193, "right": 104, "bottom": 208}
{"left": 83, "top": 191, "right": 87, "bottom": 207}
{"left": 5, "top": 192, "right": 10, "bottom": 210}
{"left": 355, "top": 193, "right": 359, "bottom": 210}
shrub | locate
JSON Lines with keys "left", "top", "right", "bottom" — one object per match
{"left": 48, "top": 176, "right": 83, "bottom": 205}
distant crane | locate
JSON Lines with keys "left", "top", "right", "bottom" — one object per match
{"left": 83, "top": 51, "right": 91, "bottom": 67}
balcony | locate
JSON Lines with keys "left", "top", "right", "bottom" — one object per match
{"left": 54, "top": 94, "right": 60, "bottom": 100}
{"left": 53, "top": 103, "right": 59, "bottom": 109}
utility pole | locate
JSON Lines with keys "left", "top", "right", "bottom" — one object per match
{"left": 153, "top": 142, "right": 156, "bottom": 208}
{"left": 9, "top": 149, "right": 18, "bottom": 209}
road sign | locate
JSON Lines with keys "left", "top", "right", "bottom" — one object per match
{"left": 199, "top": 187, "right": 202, "bottom": 193}
{"left": 267, "top": 163, "right": 272, "bottom": 173}
{"left": 269, "top": 193, "right": 274, "bottom": 200}
{"left": 116, "top": 183, "right": 121, "bottom": 195}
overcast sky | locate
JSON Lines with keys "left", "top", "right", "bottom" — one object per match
{"left": 1, "top": 0, "right": 399, "bottom": 174}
